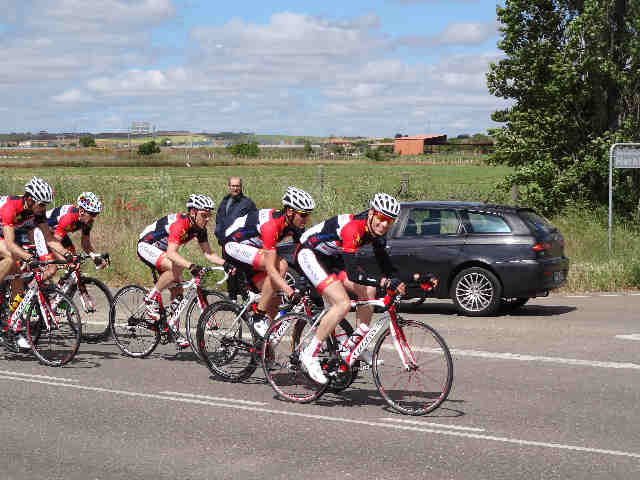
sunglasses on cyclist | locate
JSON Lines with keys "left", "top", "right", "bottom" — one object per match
{"left": 37, "top": 201, "right": 49, "bottom": 207}
{"left": 374, "top": 211, "right": 395, "bottom": 224}
{"left": 295, "top": 210, "right": 311, "bottom": 218}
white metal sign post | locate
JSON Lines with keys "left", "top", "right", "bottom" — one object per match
{"left": 609, "top": 143, "right": 640, "bottom": 253}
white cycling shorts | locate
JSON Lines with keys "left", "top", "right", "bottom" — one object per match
{"left": 137, "top": 242, "right": 166, "bottom": 270}
{"left": 297, "top": 248, "right": 346, "bottom": 295}
{"left": 224, "top": 242, "right": 264, "bottom": 269}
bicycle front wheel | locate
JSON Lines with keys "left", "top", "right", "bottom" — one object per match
{"left": 27, "top": 289, "right": 82, "bottom": 367}
{"left": 262, "top": 313, "right": 328, "bottom": 403}
{"left": 68, "top": 276, "right": 113, "bottom": 343}
{"left": 110, "top": 285, "right": 160, "bottom": 358}
{"left": 184, "top": 289, "right": 227, "bottom": 361}
{"left": 372, "top": 318, "right": 453, "bottom": 416}
{"left": 196, "top": 301, "right": 257, "bottom": 382}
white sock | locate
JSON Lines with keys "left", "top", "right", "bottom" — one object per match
{"left": 303, "top": 336, "right": 323, "bottom": 357}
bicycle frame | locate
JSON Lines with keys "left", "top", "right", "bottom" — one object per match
{"left": 8, "top": 270, "right": 57, "bottom": 332}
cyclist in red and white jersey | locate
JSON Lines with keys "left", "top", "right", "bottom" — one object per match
{"left": 0, "top": 177, "right": 56, "bottom": 349}
{"left": 137, "top": 194, "right": 227, "bottom": 348}
{"left": 43, "top": 192, "right": 107, "bottom": 267}
{"left": 296, "top": 193, "right": 407, "bottom": 384}
{"left": 223, "top": 186, "right": 315, "bottom": 337}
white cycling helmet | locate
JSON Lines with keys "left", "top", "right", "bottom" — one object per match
{"left": 370, "top": 193, "right": 400, "bottom": 219}
{"left": 186, "top": 193, "right": 215, "bottom": 211}
{"left": 282, "top": 186, "right": 315, "bottom": 212}
{"left": 77, "top": 191, "right": 102, "bottom": 214}
{"left": 24, "top": 176, "right": 54, "bottom": 204}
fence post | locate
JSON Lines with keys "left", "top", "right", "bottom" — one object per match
{"left": 400, "top": 173, "right": 409, "bottom": 197}
{"left": 511, "top": 184, "right": 520, "bottom": 205}
{"left": 318, "top": 165, "right": 324, "bottom": 193}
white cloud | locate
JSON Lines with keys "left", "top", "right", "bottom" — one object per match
{"left": 52, "top": 88, "right": 93, "bottom": 104}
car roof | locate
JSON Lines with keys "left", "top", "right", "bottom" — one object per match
{"left": 400, "top": 200, "right": 524, "bottom": 213}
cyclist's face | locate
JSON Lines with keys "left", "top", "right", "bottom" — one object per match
{"left": 29, "top": 198, "right": 47, "bottom": 215}
{"left": 79, "top": 209, "right": 98, "bottom": 224}
{"left": 369, "top": 209, "right": 394, "bottom": 236}
{"left": 292, "top": 210, "right": 311, "bottom": 229}
{"left": 194, "top": 210, "right": 211, "bottom": 228}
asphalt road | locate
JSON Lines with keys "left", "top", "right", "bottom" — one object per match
{"left": 1, "top": 293, "right": 639, "bottom": 480}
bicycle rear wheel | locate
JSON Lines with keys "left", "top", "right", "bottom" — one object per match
{"left": 184, "top": 289, "right": 227, "bottom": 361}
{"left": 372, "top": 318, "right": 453, "bottom": 415}
{"left": 68, "top": 276, "right": 113, "bottom": 343}
{"left": 196, "top": 301, "right": 257, "bottom": 382}
{"left": 110, "top": 285, "right": 160, "bottom": 358}
{"left": 262, "top": 313, "right": 328, "bottom": 403}
{"left": 27, "top": 290, "right": 81, "bottom": 367}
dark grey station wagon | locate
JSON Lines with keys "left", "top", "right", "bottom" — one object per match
{"left": 281, "top": 201, "right": 569, "bottom": 316}
{"left": 357, "top": 201, "right": 569, "bottom": 315}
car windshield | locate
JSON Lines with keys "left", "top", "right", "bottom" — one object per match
{"left": 518, "top": 209, "right": 556, "bottom": 235}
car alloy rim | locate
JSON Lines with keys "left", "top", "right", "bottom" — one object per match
{"left": 455, "top": 272, "right": 494, "bottom": 312}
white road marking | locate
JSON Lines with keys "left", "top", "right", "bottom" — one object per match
{"left": 391, "top": 346, "right": 640, "bottom": 370}
{"left": 615, "top": 334, "right": 640, "bottom": 341}
{"left": 0, "top": 369, "right": 78, "bottom": 382}
{"left": 159, "top": 391, "right": 267, "bottom": 406}
{"left": 1, "top": 374, "right": 639, "bottom": 460}
{"left": 450, "top": 349, "right": 640, "bottom": 370}
{"left": 599, "top": 294, "right": 620, "bottom": 297}
{"left": 379, "top": 418, "right": 485, "bottom": 432}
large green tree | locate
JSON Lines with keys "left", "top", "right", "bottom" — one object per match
{"left": 487, "top": 0, "right": 640, "bottom": 216}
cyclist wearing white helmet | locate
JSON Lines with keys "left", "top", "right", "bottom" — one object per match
{"left": 137, "top": 194, "right": 227, "bottom": 348}
{"left": 0, "top": 176, "right": 58, "bottom": 349}
{"left": 295, "top": 192, "right": 407, "bottom": 384}
{"left": 36, "top": 191, "right": 108, "bottom": 269}
{"left": 223, "top": 186, "right": 315, "bottom": 337}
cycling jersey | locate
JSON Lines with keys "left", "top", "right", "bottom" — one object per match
{"left": 46, "top": 205, "right": 92, "bottom": 239}
{"left": 224, "top": 209, "right": 303, "bottom": 250}
{"left": 138, "top": 213, "right": 208, "bottom": 251}
{"left": 297, "top": 211, "right": 395, "bottom": 288}
{"left": 0, "top": 195, "right": 45, "bottom": 238}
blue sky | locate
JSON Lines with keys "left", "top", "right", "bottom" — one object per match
{"left": 1, "top": 0, "right": 509, "bottom": 137}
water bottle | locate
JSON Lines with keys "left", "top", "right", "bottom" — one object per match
{"left": 10, "top": 294, "right": 23, "bottom": 312}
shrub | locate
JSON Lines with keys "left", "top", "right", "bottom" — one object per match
{"left": 137, "top": 140, "right": 161, "bottom": 155}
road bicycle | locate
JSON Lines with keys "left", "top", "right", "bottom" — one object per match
{"left": 261, "top": 286, "right": 453, "bottom": 416}
{"left": 196, "top": 270, "right": 358, "bottom": 390}
{"left": 51, "top": 252, "right": 113, "bottom": 343}
{"left": 109, "top": 266, "right": 228, "bottom": 358}
{"left": 0, "top": 259, "right": 82, "bottom": 367}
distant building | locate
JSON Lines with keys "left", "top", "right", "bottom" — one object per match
{"left": 393, "top": 134, "right": 447, "bottom": 155}
{"left": 131, "top": 121, "right": 152, "bottom": 134}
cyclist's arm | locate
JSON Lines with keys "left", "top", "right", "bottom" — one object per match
{"left": 198, "top": 241, "right": 225, "bottom": 266}
{"left": 263, "top": 249, "right": 293, "bottom": 296}
{"left": 42, "top": 225, "right": 69, "bottom": 258}
{"left": 2, "top": 225, "right": 31, "bottom": 261}
{"left": 80, "top": 233, "right": 96, "bottom": 254}
{"left": 165, "top": 241, "right": 192, "bottom": 269}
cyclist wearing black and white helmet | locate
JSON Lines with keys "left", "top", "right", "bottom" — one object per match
{"left": 224, "top": 186, "right": 315, "bottom": 337}
{"left": 137, "top": 193, "right": 227, "bottom": 348}
{"left": 295, "top": 192, "right": 407, "bottom": 384}
{"left": 0, "top": 176, "right": 58, "bottom": 349}
{"left": 35, "top": 191, "right": 108, "bottom": 269}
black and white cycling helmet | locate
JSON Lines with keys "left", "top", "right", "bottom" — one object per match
{"left": 282, "top": 186, "right": 315, "bottom": 213}
{"left": 186, "top": 194, "right": 215, "bottom": 211}
{"left": 77, "top": 191, "right": 102, "bottom": 214}
{"left": 370, "top": 193, "right": 400, "bottom": 219}
{"left": 24, "top": 176, "right": 54, "bottom": 204}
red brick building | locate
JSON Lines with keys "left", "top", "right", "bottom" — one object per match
{"left": 393, "top": 134, "right": 447, "bottom": 155}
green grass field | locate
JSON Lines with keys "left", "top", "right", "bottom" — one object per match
{"left": 0, "top": 161, "right": 638, "bottom": 292}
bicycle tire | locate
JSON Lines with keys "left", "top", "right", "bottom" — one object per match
{"left": 110, "top": 285, "right": 160, "bottom": 358}
{"left": 67, "top": 276, "right": 113, "bottom": 343}
{"left": 372, "top": 318, "right": 453, "bottom": 416}
{"left": 184, "top": 289, "right": 227, "bottom": 361}
{"left": 196, "top": 301, "right": 257, "bottom": 382}
{"left": 262, "top": 313, "right": 328, "bottom": 403}
{"left": 27, "top": 289, "right": 81, "bottom": 367}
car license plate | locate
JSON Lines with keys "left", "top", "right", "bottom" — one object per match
{"left": 553, "top": 271, "right": 565, "bottom": 282}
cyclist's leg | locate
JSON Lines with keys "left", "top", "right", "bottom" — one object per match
{"left": 0, "top": 239, "right": 15, "bottom": 285}
{"left": 32, "top": 227, "right": 56, "bottom": 281}
{"left": 342, "top": 277, "right": 376, "bottom": 327}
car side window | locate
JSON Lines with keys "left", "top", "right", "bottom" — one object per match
{"left": 401, "top": 208, "right": 459, "bottom": 236}
{"left": 467, "top": 212, "right": 511, "bottom": 233}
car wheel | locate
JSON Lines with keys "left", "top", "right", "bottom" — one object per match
{"left": 451, "top": 267, "right": 502, "bottom": 316}
{"left": 501, "top": 297, "right": 529, "bottom": 312}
